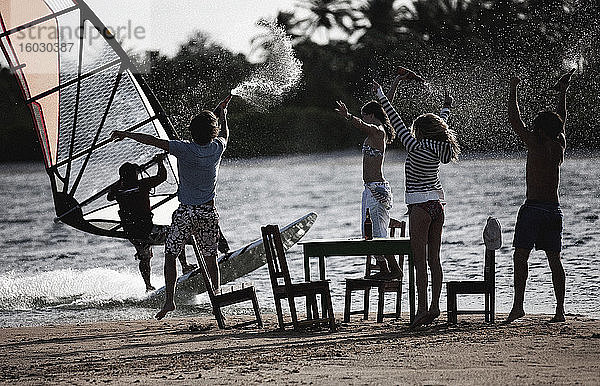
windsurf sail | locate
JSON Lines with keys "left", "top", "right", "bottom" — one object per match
{"left": 0, "top": 0, "right": 180, "bottom": 238}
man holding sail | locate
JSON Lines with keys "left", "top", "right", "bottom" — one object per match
{"left": 107, "top": 155, "right": 197, "bottom": 291}
{"left": 111, "top": 105, "right": 229, "bottom": 320}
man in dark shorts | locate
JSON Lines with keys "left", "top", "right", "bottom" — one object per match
{"left": 108, "top": 155, "right": 197, "bottom": 291}
{"left": 505, "top": 69, "right": 574, "bottom": 323}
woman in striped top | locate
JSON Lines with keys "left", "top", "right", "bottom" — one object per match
{"left": 373, "top": 77, "right": 460, "bottom": 327}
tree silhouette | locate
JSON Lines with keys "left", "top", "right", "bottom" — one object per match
{"left": 290, "top": 0, "right": 359, "bottom": 43}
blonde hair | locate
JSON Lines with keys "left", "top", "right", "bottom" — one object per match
{"left": 412, "top": 113, "right": 461, "bottom": 161}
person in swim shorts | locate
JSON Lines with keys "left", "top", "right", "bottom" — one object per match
{"left": 111, "top": 105, "right": 229, "bottom": 320}
{"left": 505, "top": 69, "right": 574, "bottom": 324}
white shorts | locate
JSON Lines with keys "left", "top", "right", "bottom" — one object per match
{"left": 361, "top": 181, "right": 392, "bottom": 239}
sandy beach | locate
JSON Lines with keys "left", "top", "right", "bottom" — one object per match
{"left": 1, "top": 313, "right": 598, "bottom": 385}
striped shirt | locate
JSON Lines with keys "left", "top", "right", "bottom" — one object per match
{"left": 376, "top": 89, "right": 452, "bottom": 205}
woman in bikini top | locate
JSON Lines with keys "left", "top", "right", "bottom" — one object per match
{"left": 334, "top": 97, "right": 400, "bottom": 278}
{"left": 335, "top": 100, "right": 395, "bottom": 183}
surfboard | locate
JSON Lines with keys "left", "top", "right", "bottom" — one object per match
{"left": 147, "top": 212, "right": 317, "bottom": 303}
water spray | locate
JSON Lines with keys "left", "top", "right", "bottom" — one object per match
{"left": 228, "top": 19, "right": 302, "bottom": 112}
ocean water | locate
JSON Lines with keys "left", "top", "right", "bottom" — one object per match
{"left": 0, "top": 150, "right": 598, "bottom": 327}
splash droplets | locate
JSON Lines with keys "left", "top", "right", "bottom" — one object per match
{"left": 231, "top": 19, "right": 303, "bottom": 111}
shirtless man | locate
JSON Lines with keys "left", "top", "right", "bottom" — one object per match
{"left": 505, "top": 69, "right": 574, "bottom": 323}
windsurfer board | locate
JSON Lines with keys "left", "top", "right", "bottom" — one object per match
{"left": 147, "top": 212, "right": 317, "bottom": 303}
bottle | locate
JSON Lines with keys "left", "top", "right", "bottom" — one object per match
{"left": 397, "top": 67, "right": 425, "bottom": 83}
{"left": 213, "top": 94, "right": 233, "bottom": 115}
{"left": 364, "top": 208, "right": 373, "bottom": 240}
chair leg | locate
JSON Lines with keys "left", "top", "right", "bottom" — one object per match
{"left": 214, "top": 305, "right": 226, "bottom": 329}
{"left": 485, "top": 292, "right": 490, "bottom": 323}
{"left": 377, "top": 286, "right": 385, "bottom": 323}
{"left": 395, "top": 281, "right": 403, "bottom": 320}
{"left": 447, "top": 285, "right": 456, "bottom": 324}
{"left": 288, "top": 297, "right": 299, "bottom": 331}
{"left": 251, "top": 290, "right": 263, "bottom": 328}
{"left": 274, "top": 298, "right": 285, "bottom": 330}
{"left": 363, "top": 287, "right": 371, "bottom": 320}
{"left": 490, "top": 290, "right": 495, "bottom": 324}
{"left": 325, "top": 289, "right": 336, "bottom": 332}
{"left": 311, "top": 294, "right": 320, "bottom": 319}
{"left": 344, "top": 284, "right": 352, "bottom": 322}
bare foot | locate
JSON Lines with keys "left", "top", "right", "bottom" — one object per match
{"left": 503, "top": 308, "right": 525, "bottom": 324}
{"left": 145, "top": 285, "right": 156, "bottom": 292}
{"left": 155, "top": 303, "right": 175, "bottom": 320}
{"left": 423, "top": 308, "right": 440, "bottom": 325}
{"left": 549, "top": 314, "right": 565, "bottom": 323}
{"left": 410, "top": 311, "right": 429, "bottom": 329}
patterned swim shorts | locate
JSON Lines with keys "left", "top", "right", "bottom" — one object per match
{"left": 165, "top": 204, "right": 220, "bottom": 258}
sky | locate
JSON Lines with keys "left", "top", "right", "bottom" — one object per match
{"left": 86, "top": 0, "right": 301, "bottom": 57}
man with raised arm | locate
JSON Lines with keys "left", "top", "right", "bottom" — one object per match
{"left": 505, "top": 69, "right": 574, "bottom": 323}
{"left": 107, "top": 155, "right": 197, "bottom": 292}
{"left": 111, "top": 106, "right": 229, "bottom": 320}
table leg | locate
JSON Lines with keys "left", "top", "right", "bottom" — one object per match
{"left": 408, "top": 251, "right": 415, "bottom": 324}
{"left": 319, "top": 256, "right": 326, "bottom": 317}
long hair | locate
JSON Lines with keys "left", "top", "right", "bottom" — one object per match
{"left": 361, "top": 101, "right": 396, "bottom": 144}
{"left": 412, "top": 113, "right": 461, "bottom": 161}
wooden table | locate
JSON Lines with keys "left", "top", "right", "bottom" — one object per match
{"left": 300, "top": 237, "right": 415, "bottom": 323}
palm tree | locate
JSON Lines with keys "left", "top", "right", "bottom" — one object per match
{"left": 398, "top": 0, "right": 482, "bottom": 46}
{"left": 290, "top": 0, "right": 359, "bottom": 43}
{"left": 355, "top": 0, "right": 403, "bottom": 46}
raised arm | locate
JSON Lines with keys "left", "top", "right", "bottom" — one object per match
{"left": 552, "top": 68, "right": 574, "bottom": 133}
{"left": 111, "top": 131, "right": 169, "bottom": 151}
{"left": 386, "top": 75, "right": 402, "bottom": 102}
{"left": 373, "top": 80, "right": 417, "bottom": 151}
{"left": 440, "top": 89, "right": 453, "bottom": 122}
{"left": 216, "top": 106, "right": 229, "bottom": 142}
{"left": 144, "top": 156, "right": 168, "bottom": 188}
{"left": 334, "top": 100, "right": 382, "bottom": 137}
{"left": 508, "top": 76, "right": 531, "bottom": 145}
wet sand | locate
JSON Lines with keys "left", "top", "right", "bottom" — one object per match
{"left": 1, "top": 313, "right": 598, "bottom": 385}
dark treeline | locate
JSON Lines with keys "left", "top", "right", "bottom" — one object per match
{"left": 1, "top": 0, "right": 598, "bottom": 161}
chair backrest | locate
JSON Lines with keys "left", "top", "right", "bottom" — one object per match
{"left": 389, "top": 218, "right": 406, "bottom": 238}
{"left": 365, "top": 218, "right": 406, "bottom": 276}
{"left": 484, "top": 248, "right": 496, "bottom": 291}
{"left": 261, "top": 225, "right": 293, "bottom": 291}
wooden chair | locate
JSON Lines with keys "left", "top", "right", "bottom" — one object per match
{"left": 261, "top": 224, "right": 336, "bottom": 332}
{"left": 446, "top": 248, "right": 496, "bottom": 324}
{"left": 344, "top": 219, "right": 406, "bottom": 323}
{"left": 191, "top": 235, "right": 263, "bottom": 329}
